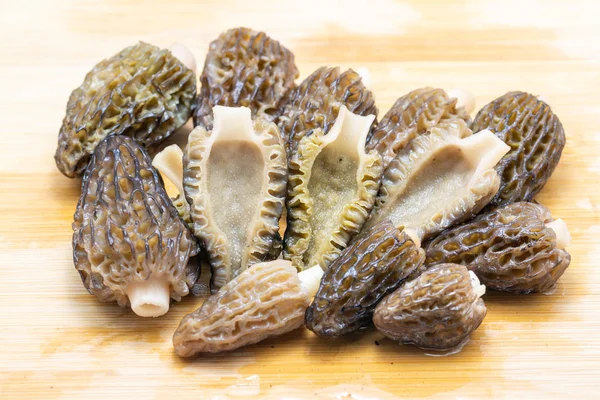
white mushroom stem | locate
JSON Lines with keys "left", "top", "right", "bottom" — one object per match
{"left": 212, "top": 105, "right": 255, "bottom": 142}
{"left": 208, "top": 105, "right": 270, "bottom": 160}
{"left": 323, "top": 105, "right": 376, "bottom": 162}
{"left": 152, "top": 144, "right": 185, "bottom": 196}
{"left": 461, "top": 129, "right": 511, "bottom": 181}
{"left": 468, "top": 271, "right": 486, "bottom": 298}
{"left": 298, "top": 265, "right": 324, "bottom": 298}
{"left": 546, "top": 218, "right": 571, "bottom": 249}
{"left": 169, "top": 42, "right": 197, "bottom": 75}
{"left": 126, "top": 275, "right": 171, "bottom": 318}
{"left": 448, "top": 88, "right": 476, "bottom": 115}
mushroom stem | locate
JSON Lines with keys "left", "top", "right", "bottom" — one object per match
{"left": 152, "top": 144, "right": 185, "bottom": 196}
{"left": 169, "top": 43, "right": 197, "bottom": 75}
{"left": 212, "top": 106, "right": 255, "bottom": 143}
{"left": 126, "top": 275, "right": 171, "bottom": 317}
{"left": 298, "top": 265, "right": 324, "bottom": 298}
{"left": 461, "top": 129, "right": 511, "bottom": 179}
{"left": 468, "top": 271, "right": 486, "bottom": 298}
{"left": 324, "top": 105, "right": 376, "bottom": 158}
{"left": 546, "top": 218, "right": 571, "bottom": 249}
{"left": 448, "top": 88, "right": 476, "bottom": 115}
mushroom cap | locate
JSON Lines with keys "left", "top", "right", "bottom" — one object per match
{"left": 374, "top": 263, "right": 487, "bottom": 351}
{"left": 194, "top": 27, "right": 299, "bottom": 129}
{"left": 72, "top": 135, "right": 201, "bottom": 310}
{"left": 55, "top": 42, "right": 196, "bottom": 178}
{"left": 470, "top": 91, "right": 566, "bottom": 208}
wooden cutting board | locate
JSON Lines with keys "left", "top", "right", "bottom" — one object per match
{"left": 1, "top": 0, "right": 599, "bottom": 398}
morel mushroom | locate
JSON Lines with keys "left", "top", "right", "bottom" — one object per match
{"left": 55, "top": 42, "right": 197, "bottom": 178}
{"left": 72, "top": 135, "right": 201, "bottom": 317}
{"left": 194, "top": 27, "right": 299, "bottom": 129}
{"left": 374, "top": 263, "right": 487, "bottom": 351}
{"left": 305, "top": 220, "right": 425, "bottom": 338}
{"left": 173, "top": 260, "right": 323, "bottom": 356}
{"left": 184, "top": 106, "right": 287, "bottom": 291}
{"left": 423, "top": 202, "right": 572, "bottom": 293}
{"left": 470, "top": 92, "right": 566, "bottom": 208}
{"left": 366, "top": 119, "right": 510, "bottom": 244}
{"left": 284, "top": 106, "right": 383, "bottom": 271}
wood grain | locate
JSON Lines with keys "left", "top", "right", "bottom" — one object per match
{"left": 1, "top": 0, "right": 600, "bottom": 398}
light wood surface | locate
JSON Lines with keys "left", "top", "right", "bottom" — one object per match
{"left": 1, "top": 0, "right": 600, "bottom": 398}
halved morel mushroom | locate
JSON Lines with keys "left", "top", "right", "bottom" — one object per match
{"left": 72, "top": 135, "right": 201, "bottom": 318}
{"left": 374, "top": 263, "right": 487, "bottom": 352}
{"left": 284, "top": 106, "right": 383, "bottom": 271}
{"left": 423, "top": 202, "right": 572, "bottom": 293}
{"left": 173, "top": 260, "right": 323, "bottom": 356}
{"left": 366, "top": 87, "right": 471, "bottom": 170}
{"left": 194, "top": 27, "right": 299, "bottom": 129}
{"left": 278, "top": 66, "right": 378, "bottom": 156}
{"left": 305, "top": 220, "right": 425, "bottom": 338}
{"left": 470, "top": 92, "right": 566, "bottom": 208}
{"left": 366, "top": 119, "right": 510, "bottom": 244}
{"left": 184, "top": 106, "right": 287, "bottom": 291}
{"left": 55, "top": 42, "right": 197, "bottom": 178}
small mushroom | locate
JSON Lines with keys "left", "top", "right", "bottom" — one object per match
{"left": 194, "top": 27, "right": 299, "bottom": 129}
{"left": 470, "top": 91, "right": 566, "bottom": 208}
{"left": 55, "top": 42, "right": 196, "bottom": 178}
{"left": 173, "top": 261, "right": 323, "bottom": 356}
{"left": 305, "top": 220, "right": 425, "bottom": 338}
{"left": 423, "top": 202, "right": 572, "bottom": 293}
{"left": 374, "top": 263, "right": 487, "bottom": 352}
{"left": 72, "top": 136, "right": 201, "bottom": 317}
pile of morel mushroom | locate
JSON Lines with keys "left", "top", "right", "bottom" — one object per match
{"left": 56, "top": 27, "right": 570, "bottom": 357}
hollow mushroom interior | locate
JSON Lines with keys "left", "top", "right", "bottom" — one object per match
{"left": 305, "top": 147, "right": 359, "bottom": 266}
{"left": 207, "top": 140, "right": 265, "bottom": 269}
{"left": 302, "top": 109, "right": 376, "bottom": 267}
{"left": 386, "top": 146, "right": 471, "bottom": 232}
{"left": 371, "top": 124, "right": 509, "bottom": 241}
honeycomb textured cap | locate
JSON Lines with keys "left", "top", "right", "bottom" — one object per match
{"left": 423, "top": 201, "right": 571, "bottom": 293}
{"left": 72, "top": 135, "right": 201, "bottom": 310}
{"left": 173, "top": 260, "right": 309, "bottom": 356}
{"left": 55, "top": 41, "right": 197, "bottom": 178}
{"left": 278, "top": 66, "right": 378, "bottom": 157}
{"left": 305, "top": 220, "right": 425, "bottom": 338}
{"left": 194, "top": 27, "right": 299, "bottom": 129}
{"left": 470, "top": 91, "right": 566, "bottom": 208}
{"left": 366, "top": 87, "right": 471, "bottom": 170}
{"left": 374, "top": 263, "right": 487, "bottom": 351}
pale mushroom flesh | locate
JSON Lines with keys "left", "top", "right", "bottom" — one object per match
{"left": 368, "top": 119, "right": 510, "bottom": 242}
{"left": 184, "top": 106, "right": 287, "bottom": 291}
{"left": 284, "top": 106, "right": 383, "bottom": 271}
